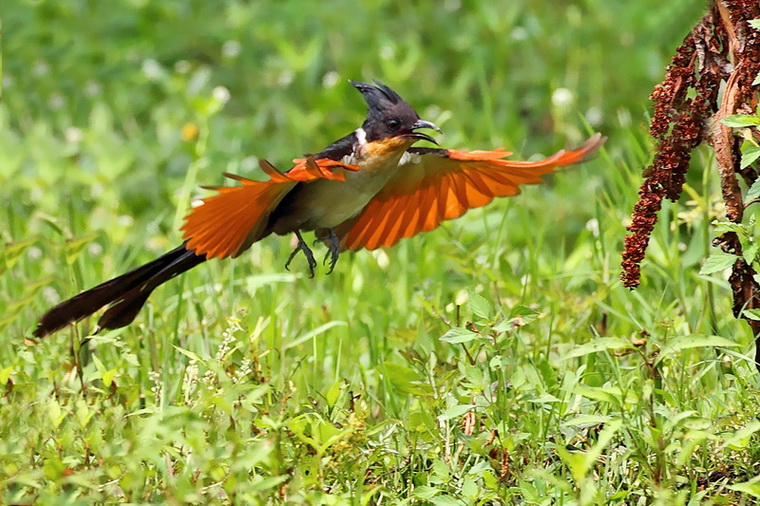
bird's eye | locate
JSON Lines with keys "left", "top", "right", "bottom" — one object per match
{"left": 386, "top": 118, "right": 401, "bottom": 131}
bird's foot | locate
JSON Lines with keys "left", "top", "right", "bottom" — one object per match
{"left": 285, "top": 231, "right": 317, "bottom": 278}
{"left": 321, "top": 229, "right": 340, "bottom": 274}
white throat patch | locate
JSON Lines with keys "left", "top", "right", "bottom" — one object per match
{"left": 354, "top": 127, "right": 367, "bottom": 146}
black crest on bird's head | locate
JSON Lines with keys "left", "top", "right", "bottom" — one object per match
{"left": 350, "top": 80, "right": 422, "bottom": 142}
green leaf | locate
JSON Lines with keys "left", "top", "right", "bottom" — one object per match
{"left": 573, "top": 386, "right": 623, "bottom": 405}
{"left": 0, "top": 366, "right": 13, "bottom": 385}
{"left": 102, "top": 368, "right": 117, "bottom": 388}
{"left": 494, "top": 306, "right": 541, "bottom": 331}
{"left": 380, "top": 362, "right": 432, "bottom": 397}
{"left": 412, "top": 485, "right": 440, "bottom": 500}
{"left": 728, "top": 477, "right": 760, "bottom": 498}
{"left": 325, "top": 380, "right": 341, "bottom": 407}
{"left": 584, "top": 419, "right": 623, "bottom": 471}
{"left": 173, "top": 345, "right": 204, "bottom": 364}
{"left": 467, "top": 289, "right": 491, "bottom": 320}
{"left": 48, "top": 398, "right": 65, "bottom": 429}
{"left": 439, "top": 404, "right": 475, "bottom": 421}
{"left": 510, "top": 305, "right": 541, "bottom": 323}
{"left": 440, "top": 327, "right": 480, "bottom": 344}
{"left": 747, "top": 178, "right": 760, "bottom": 202}
{"left": 430, "top": 495, "right": 462, "bottom": 506}
{"left": 722, "top": 419, "right": 760, "bottom": 450}
{"left": 3, "top": 238, "right": 38, "bottom": 270}
{"left": 745, "top": 244, "right": 759, "bottom": 264}
{"left": 743, "top": 309, "right": 760, "bottom": 321}
{"left": 556, "top": 419, "right": 622, "bottom": 484}
{"left": 565, "top": 337, "right": 633, "bottom": 358}
{"left": 714, "top": 221, "right": 748, "bottom": 236}
{"left": 721, "top": 114, "right": 760, "bottom": 128}
{"left": 555, "top": 446, "right": 587, "bottom": 484}
{"left": 657, "top": 334, "right": 740, "bottom": 363}
{"left": 65, "top": 235, "right": 99, "bottom": 264}
{"left": 284, "top": 321, "right": 347, "bottom": 350}
{"left": 699, "top": 251, "right": 738, "bottom": 275}
{"left": 742, "top": 145, "right": 760, "bottom": 169}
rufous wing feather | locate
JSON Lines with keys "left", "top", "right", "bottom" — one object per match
{"left": 182, "top": 158, "right": 359, "bottom": 259}
{"left": 338, "top": 133, "right": 605, "bottom": 251}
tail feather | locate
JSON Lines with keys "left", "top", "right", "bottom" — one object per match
{"left": 34, "top": 245, "right": 205, "bottom": 338}
{"left": 96, "top": 249, "right": 205, "bottom": 330}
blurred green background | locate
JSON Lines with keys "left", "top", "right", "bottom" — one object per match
{"left": 4, "top": 0, "right": 700, "bottom": 237}
{"left": 6, "top": 1, "right": 759, "bottom": 504}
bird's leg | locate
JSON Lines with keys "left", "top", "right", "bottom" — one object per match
{"left": 321, "top": 228, "right": 341, "bottom": 274}
{"left": 285, "top": 230, "right": 317, "bottom": 278}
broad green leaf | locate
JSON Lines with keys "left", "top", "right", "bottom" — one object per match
{"left": 467, "top": 289, "right": 491, "bottom": 320}
{"left": 722, "top": 420, "right": 760, "bottom": 450}
{"left": 250, "top": 476, "right": 289, "bottom": 491}
{"left": 412, "top": 486, "right": 440, "bottom": 500}
{"left": 407, "top": 410, "right": 436, "bottom": 432}
{"left": 467, "top": 460, "right": 492, "bottom": 475}
{"left": 494, "top": 306, "right": 541, "bottom": 331}
{"left": 557, "top": 419, "right": 622, "bottom": 484}
{"left": 439, "top": 404, "right": 475, "bottom": 421}
{"left": 555, "top": 446, "right": 587, "bottom": 484}
{"left": 510, "top": 305, "right": 540, "bottom": 323}
{"left": 102, "top": 368, "right": 117, "bottom": 387}
{"left": 440, "top": 327, "right": 480, "bottom": 344}
{"left": 728, "top": 477, "right": 760, "bottom": 498}
{"left": 584, "top": 419, "right": 623, "bottom": 470}
{"left": 747, "top": 178, "right": 760, "bottom": 202}
{"left": 713, "top": 221, "right": 748, "bottom": 236}
{"left": 699, "top": 251, "right": 738, "bottom": 275}
{"left": 48, "top": 398, "right": 65, "bottom": 429}
{"left": 325, "top": 380, "right": 341, "bottom": 407}
{"left": 573, "top": 386, "right": 623, "bottom": 405}
{"left": 721, "top": 114, "right": 760, "bottom": 128}
{"left": 741, "top": 145, "right": 760, "bottom": 169}
{"left": 0, "top": 366, "right": 12, "bottom": 385}
{"left": 380, "top": 362, "right": 432, "bottom": 397}
{"left": 430, "top": 495, "right": 462, "bottom": 506}
{"left": 657, "top": 335, "right": 740, "bottom": 363}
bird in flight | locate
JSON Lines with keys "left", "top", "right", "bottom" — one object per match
{"left": 34, "top": 80, "right": 605, "bottom": 338}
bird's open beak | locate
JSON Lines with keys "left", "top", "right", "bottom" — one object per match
{"left": 402, "top": 119, "right": 441, "bottom": 145}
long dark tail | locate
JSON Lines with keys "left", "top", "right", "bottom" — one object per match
{"left": 34, "top": 244, "right": 206, "bottom": 338}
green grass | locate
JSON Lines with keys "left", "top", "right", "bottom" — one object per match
{"left": 3, "top": 0, "right": 760, "bottom": 504}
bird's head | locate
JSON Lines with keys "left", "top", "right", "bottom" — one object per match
{"left": 351, "top": 80, "right": 440, "bottom": 146}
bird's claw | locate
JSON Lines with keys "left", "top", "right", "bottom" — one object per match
{"left": 285, "top": 231, "right": 318, "bottom": 278}
{"left": 286, "top": 230, "right": 340, "bottom": 277}
{"left": 322, "top": 229, "right": 340, "bottom": 275}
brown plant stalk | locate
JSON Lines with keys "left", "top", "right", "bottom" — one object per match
{"left": 621, "top": 0, "right": 760, "bottom": 368}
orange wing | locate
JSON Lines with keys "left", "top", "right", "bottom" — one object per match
{"left": 337, "top": 133, "right": 605, "bottom": 251}
{"left": 182, "top": 158, "right": 358, "bottom": 259}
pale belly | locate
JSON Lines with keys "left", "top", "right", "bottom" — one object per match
{"left": 288, "top": 167, "right": 397, "bottom": 229}
{"left": 268, "top": 149, "right": 409, "bottom": 234}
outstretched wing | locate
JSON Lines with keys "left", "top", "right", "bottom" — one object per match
{"left": 335, "top": 133, "right": 605, "bottom": 251}
{"left": 182, "top": 158, "right": 358, "bottom": 259}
